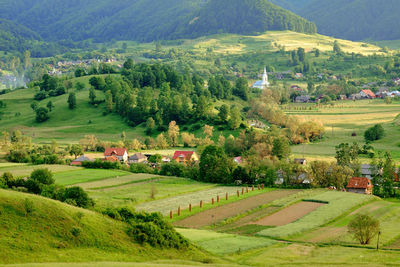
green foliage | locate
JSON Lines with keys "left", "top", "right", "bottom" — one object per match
{"left": 160, "top": 162, "right": 185, "bottom": 177}
{"left": 348, "top": 214, "right": 380, "bottom": 245}
{"left": 35, "top": 107, "right": 49, "bottom": 122}
{"left": 199, "top": 145, "right": 234, "bottom": 184}
{"left": 68, "top": 93, "right": 77, "bottom": 109}
{"left": 30, "top": 168, "right": 55, "bottom": 186}
{"left": 364, "top": 124, "right": 385, "bottom": 142}
{"left": 272, "top": 137, "right": 291, "bottom": 160}
{"left": 63, "top": 186, "right": 94, "bottom": 208}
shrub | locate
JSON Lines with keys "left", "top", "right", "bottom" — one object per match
{"left": 130, "top": 163, "right": 155, "bottom": 174}
{"left": 70, "top": 226, "right": 82, "bottom": 238}
{"left": 23, "top": 198, "right": 34, "bottom": 216}
{"left": 34, "top": 91, "right": 47, "bottom": 101}
{"left": 1, "top": 172, "right": 15, "bottom": 188}
{"left": 63, "top": 187, "right": 94, "bottom": 208}
{"left": 30, "top": 168, "right": 55, "bottom": 185}
{"left": 35, "top": 107, "right": 50, "bottom": 123}
{"left": 160, "top": 162, "right": 185, "bottom": 177}
{"left": 364, "top": 124, "right": 385, "bottom": 142}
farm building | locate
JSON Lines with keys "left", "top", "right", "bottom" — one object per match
{"left": 360, "top": 89, "right": 376, "bottom": 99}
{"left": 128, "top": 153, "right": 147, "bottom": 164}
{"left": 346, "top": 177, "right": 373, "bottom": 195}
{"left": 104, "top": 148, "right": 128, "bottom": 162}
{"left": 172, "top": 151, "right": 199, "bottom": 164}
{"left": 295, "top": 95, "right": 310, "bottom": 103}
{"left": 70, "top": 155, "right": 94, "bottom": 166}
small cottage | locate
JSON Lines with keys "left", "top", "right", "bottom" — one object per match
{"left": 172, "top": 151, "right": 199, "bottom": 165}
{"left": 104, "top": 148, "right": 128, "bottom": 162}
{"left": 128, "top": 153, "right": 147, "bottom": 164}
{"left": 346, "top": 177, "right": 373, "bottom": 195}
{"left": 70, "top": 155, "right": 94, "bottom": 166}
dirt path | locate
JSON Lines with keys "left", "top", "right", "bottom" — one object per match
{"left": 252, "top": 201, "right": 324, "bottom": 226}
{"left": 174, "top": 190, "right": 298, "bottom": 228}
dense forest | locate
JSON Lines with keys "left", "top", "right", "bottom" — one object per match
{"left": 0, "top": 0, "right": 315, "bottom": 43}
{"left": 176, "top": 0, "right": 316, "bottom": 38}
{"left": 298, "top": 0, "right": 400, "bottom": 41}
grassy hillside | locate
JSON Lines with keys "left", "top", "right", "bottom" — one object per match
{"left": 0, "top": 189, "right": 212, "bottom": 265}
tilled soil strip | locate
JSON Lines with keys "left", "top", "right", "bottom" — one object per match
{"left": 173, "top": 190, "right": 298, "bottom": 228}
{"left": 252, "top": 201, "right": 325, "bottom": 226}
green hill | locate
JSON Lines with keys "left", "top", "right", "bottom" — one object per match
{"left": 174, "top": 0, "right": 316, "bottom": 38}
{"left": 299, "top": 0, "right": 400, "bottom": 41}
{"left": 0, "top": 188, "right": 211, "bottom": 265}
{"left": 0, "top": 0, "right": 315, "bottom": 42}
{"left": 0, "top": 19, "right": 41, "bottom": 52}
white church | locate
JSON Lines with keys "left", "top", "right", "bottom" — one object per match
{"left": 251, "top": 67, "right": 270, "bottom": 89}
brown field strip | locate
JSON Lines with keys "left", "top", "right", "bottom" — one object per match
{"left": 173, "top": 190, "right": 298, "bottom": 228}
{"left": 252, "top": 201, "right": 325, "bottom": 226}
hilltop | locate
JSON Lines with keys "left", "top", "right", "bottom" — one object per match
{"left": 0, "top": 188, "right": 212, "bottom": 265}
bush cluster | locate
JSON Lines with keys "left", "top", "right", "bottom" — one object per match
{"left": 102, "top": 207, "right": 188, "bottom": 249}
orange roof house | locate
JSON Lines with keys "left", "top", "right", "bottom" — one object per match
{"left": 360, "top": 89, "right": 376, "bottom": 99}
{"left": 172, "top": 151, "right": 199, "bottom": 164}
{"left": 347, "top": 177, "right": 373, "bottom": 195}
{"left": 104, "top": 148, "right": 128, "bottom": 162}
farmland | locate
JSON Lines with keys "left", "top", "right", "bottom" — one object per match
{"left": 286, "top": 99, "right": 400, "bottom": 161}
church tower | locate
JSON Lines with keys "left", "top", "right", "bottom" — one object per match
{"left": 262, "top": 67, "right": 270, "bottom": 87}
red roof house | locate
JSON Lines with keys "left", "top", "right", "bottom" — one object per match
{"left": 104, "top": 148, "right": 128, "bottom": 162}
{"left": 172, "top": 151, "right": 199, "bottom": 164}
{"left": 360, "top": 90, "right": 376, "bottom": 99}
{"left": 347, "top": 177, "right": 373, "bottom": 195}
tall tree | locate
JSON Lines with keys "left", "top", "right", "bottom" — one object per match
{"left": 68, "top": 93, "right": 77, "bottom": 109}
{"left": 168, "top": 121, "right": 180, "bottom": 147}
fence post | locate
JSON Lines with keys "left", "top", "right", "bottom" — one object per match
{"left": 170, "top": 211, "right": 173, "bottom": 219}
{"left": 200, "top": 200, "right": 203, "bottom": 208}
{"left": 241, "top": 188, "right": 244, "bottom": 195}
{"left": 258, "top": 184, "right": 261, "bottom": 190}
{"left": 217, "top": 195, "right": 220, "bottom": 202}
{"left": 237, "top": 190, "right": 240, "bottom": 197}
{"left": 212, "top": 198, "right": 215, "bottom": 205}
{"left": 246, "top": 186, "right": 249, "bottom": 193}
{"left": 252, "top": 185, "right": 254, "bottom": 191}
{"left": 178, "top": 206, "right": 181, "bottom": 216}
{"left": 226, "top": 192, "right": 228, "bottom": 200}
{"left": 189, "top": 203, "right": 192, "bottom": 212}
{"left": 262, "top": 184, "right": 265, "bottom": 190}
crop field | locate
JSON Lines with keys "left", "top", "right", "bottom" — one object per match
{"left": 86, "top": 177, "right": 217, "bottom": 209}
{"left": 287, "top": 100, "right": 400, "bottom": 161}
{"left": 174, "top": 190, "right": 298, "bottom": 228}
{"left": 297, "top": 200, "right": 400, "bottom": 248}
{"left": 75, "top": 173, "right": 163, "bottom": 190}
{"left": 257, "top": 191, "right": 373, "bottom": 238}
{"left": 252, "top": 201, "right": 325, "bottom": 226}
{"left": 0, "top": 164, "right": 82, "bottom": 177}
{"left": 177, "top": 228, "right": 275, "bottom": 255}
{"left": 53, "top": 169, "right": 130, "bottom": 186}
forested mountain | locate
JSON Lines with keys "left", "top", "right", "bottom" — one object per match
{"left": 297, "top": 0, "right": 400, "bottom": 41}
{"left": 176, "top": 0, "right": 316, "bottom": 38}
{"left": 267, "top": 0, "right": 313, "bottom": 12}
{"left": 0, "top": 0, "right": 315, "bottom": 43}
{"left": 0, "top": 19, "right": 41, "bottom": 52}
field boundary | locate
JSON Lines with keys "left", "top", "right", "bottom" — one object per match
{"left": 88, "top": 177, "right": 162, "bottom": 190}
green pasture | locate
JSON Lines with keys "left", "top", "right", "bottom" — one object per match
{"left": 0, "top": 164, "right": 82, "bottom": 178}
{"left": 177, "top": 228, "right": 275, "bottom": 255}
{"left": 257, "top": 191, "right": 374, "bottom": 238}
{"left": 297, "top": 199, "right": 400, "bottom": 249}
{"left": 53, "top": 169, "right": 130, "bottom": 186}
{"left": 288, "top": 100, "right": 400, "bottom": 161}
{"left": 230, "top": 242, "right": 400, "bottom": 267}
{"left": 87, "top": 177, "right": 216, "bottom": 209}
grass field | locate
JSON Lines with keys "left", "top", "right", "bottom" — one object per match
{"left": 177, "top": 228, "right": 275, "bottom": 255}
{"left": 287, "top": 100, "right": 400, "bottom": 161}
{"left": 53, "top": 169, "right": 130, "bottom": 186}
{"left": 0, "top": 164, "right": 82, "bottom": 177}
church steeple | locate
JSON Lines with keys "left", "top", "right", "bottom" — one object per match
{"left": 262, "top": 67, "right": 269, "bottom": 87}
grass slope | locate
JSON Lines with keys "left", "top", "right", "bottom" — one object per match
{"left": 0, "top": 189, "right": 212, "bottom": 265}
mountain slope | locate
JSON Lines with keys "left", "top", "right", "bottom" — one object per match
{"left": 0, "top": 189, "right": 210, "bottom": 264}
{"left": 299, "top": 0, "right": 400, "bottom": 41}
{"left": 0, "top": 0, "right": 316, "bottom": 42}
{"left": 176, "top": 0, "right": 316, "bottom": 39}
{"left": 0, "top": 19, "right": 41, "bottom": 52}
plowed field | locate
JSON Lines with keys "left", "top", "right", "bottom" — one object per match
{"left": 174, "top": 190, "right": 298, "bottom": 228}
{"left": 252, "top": 201, "right": 325, "bottom": 226}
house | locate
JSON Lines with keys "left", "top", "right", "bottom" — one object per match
{"left": 103, "top": 156, "right": 119, "bottom": 162}
{"left": 295, "top": 95, "right": 311, "bottom": 103}
{"left": 128, "top": 153, "right": 147, "bottom": 164}
{"left": 172, "top": 151, "right": 199, "bottom": 164}
{"left": 294, "top": 73, "right": 303, "bottom": 79}
{"left": 349, "top": 93, "right": 362, "bottom": 100}
{"left": 104, "top": 148, "right": 128, "bottom": 162}
{"left": 346, "top": 177, "right": 373, "bottom": 195}
{"left": 70, "top": 155, "right": 94, "bottom": 166}
{"left": 294, "top": 158, "right": 307, "bottom": 165}
{"left": 360, "top": 89, "right": 376, "bottom": 99}
{"left": 234, "top": 156, "right": 243, "bottom": 165}
{"left": 162, "top": 156, "right": 171, "bottom": 163}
